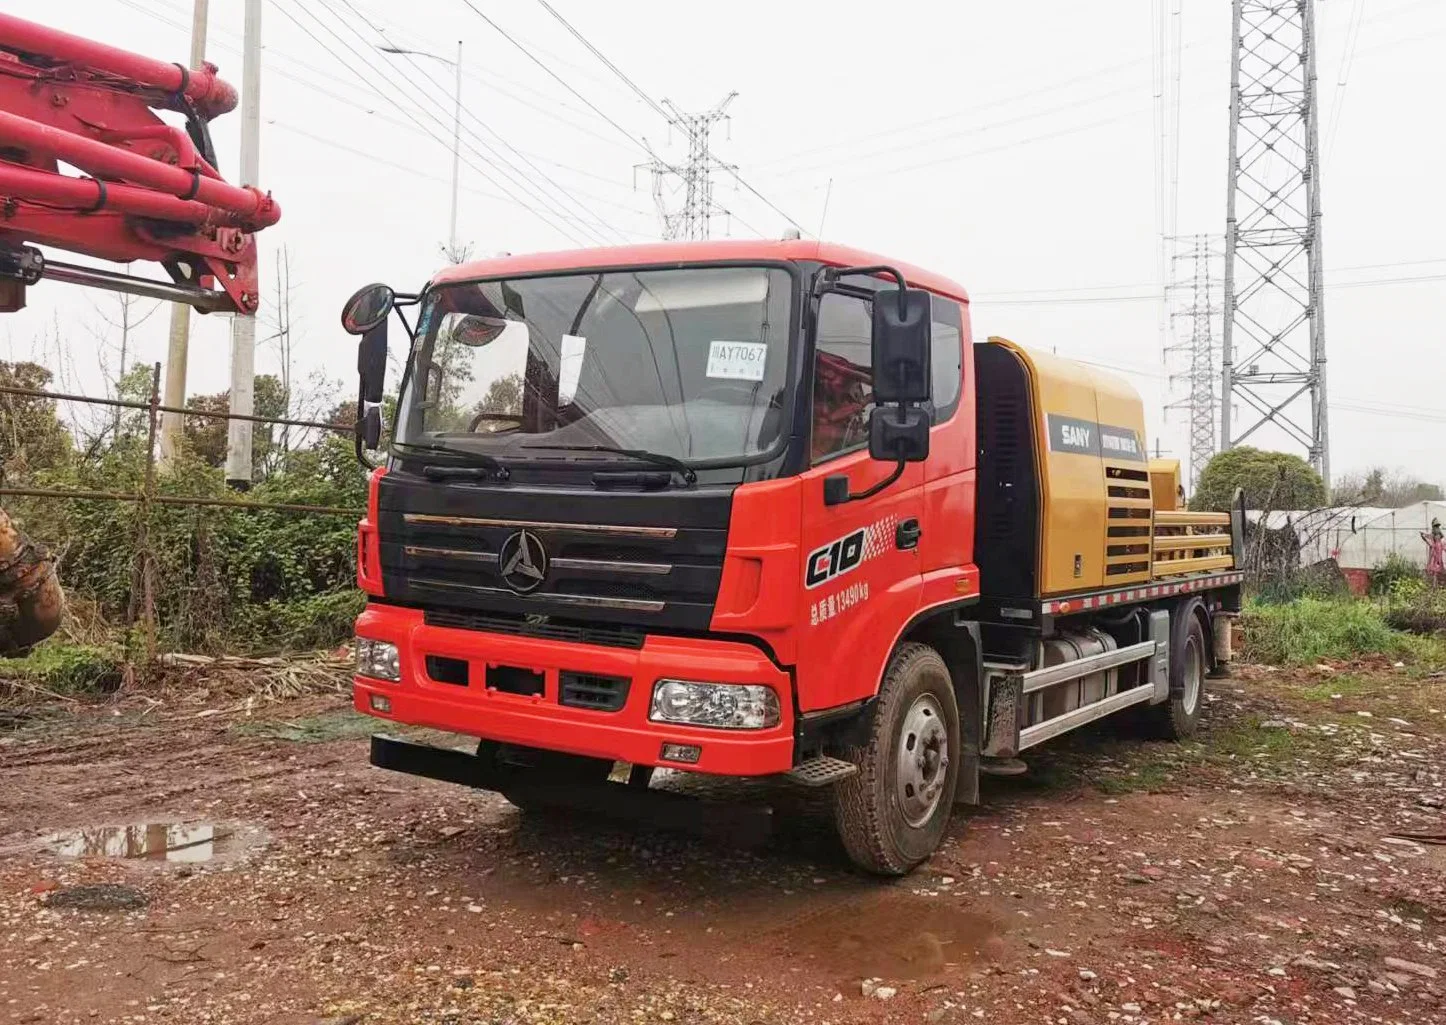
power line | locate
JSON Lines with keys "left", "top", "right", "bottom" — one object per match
{"left": 272, "top": 1, "right": 611, "bottom": 247}
{"left": 329, "top": 0, "right": 631, "bottom": 246}
{"left": 534, "top": 0, "right": 669, "bottom": 121}
{"left": 311, "top": 0, "right": 622, "bottom": 246}
{"left": 457, "top": 0, "right": 656, "bottom": 159}
{"left": 521, "top": 1, "right": 809, "bottom": 238}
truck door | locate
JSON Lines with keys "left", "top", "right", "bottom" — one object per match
{"left": 794, "top": 288, "right": 925, "bottom": 713}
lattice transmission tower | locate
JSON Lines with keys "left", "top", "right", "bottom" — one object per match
{"left": 1166, "top": 235, "right": 1223, "bottom": 490}
{"left": 1222, "top": 0, "right": 1329, "bottom": 483}
{"left": 642, "top": 93, "right": 737, "bottom": 240}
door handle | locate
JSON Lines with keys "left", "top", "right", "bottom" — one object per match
{"left": 896, "top": 518, "right": 921, "bottom": 550}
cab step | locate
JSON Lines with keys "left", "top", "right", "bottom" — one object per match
{"left": 785, "top": 755, "right": 859, "bottom": 787}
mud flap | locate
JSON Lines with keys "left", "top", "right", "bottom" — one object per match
{"left": 1147, "top": 609, "right": 1171, "bottom": 704}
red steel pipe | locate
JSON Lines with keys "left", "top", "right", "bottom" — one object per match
{"left": 0, "top": 163, "right": 217, "bottom": 225}
{"left": 0, "top": 111, "right": 280, "bottom": 227}
{"left": 0, "top": 13, "right": 236, "bottom": 120}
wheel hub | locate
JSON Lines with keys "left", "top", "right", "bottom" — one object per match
{"left": 1182, "top": 634, "right": 1203, "bottom": 715}
{"left": 896, "top": 693, "right": 949, "bottom": 827}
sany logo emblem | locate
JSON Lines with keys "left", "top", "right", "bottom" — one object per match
{"left": 805, "top": 528, "right": 866, "bottom": 589}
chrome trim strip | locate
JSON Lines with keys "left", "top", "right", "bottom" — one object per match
{"left": 412, "top": 578, "right": 666, "bottom": 612}
{"left": 404, "top": 545, "right": 498, "bottom": 564}
{"left": 550, "top": 557, "right": 672, "bottom": 575}
{"left": 404, "top": 513, "right": 677, "bottom": 539}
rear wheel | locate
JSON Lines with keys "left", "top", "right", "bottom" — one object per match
{"left": 1145, "top": 603, "right": 1208, "bottom": 740}
{"left": 833, "top": 642, "right": 960, "bottom": 876}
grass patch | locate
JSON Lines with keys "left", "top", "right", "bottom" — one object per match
{"left": 1207, "top": 715, "right": 1303, "bottom": 762}
{"left": 0, "top": 641, "right": 126, "bottom": 698}
{"left": 1241, "top": 597, "right": 1442, "bottom": 666}
{"left": 1296, "top": 673, "right": 1372, "bottom": 702}
{"left": 1093, "top": 757, "right": 1178, "bottom": 794}
{"left": 231, "top": 709, "right": 377, "bottom": 743}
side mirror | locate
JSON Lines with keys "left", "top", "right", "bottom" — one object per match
{"left": 357, "top": 405, "right": 382, "bottom": 451}
{"left": 871, "top": 287, "right": 932, "bottom": 404}
{"left": 341, "top": 283, "right": 395, "bottom": 335}
{"left": 358, "top": 321, "right": 388, "bottom": 404}
{"left": 869, "top": 404, "right": 930, "bottom": 463}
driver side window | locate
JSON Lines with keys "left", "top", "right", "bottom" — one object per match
{"left": 811, "top": 293, "right": 874, "bottom": 464}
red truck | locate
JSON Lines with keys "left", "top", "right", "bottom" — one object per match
{"left": 345, "top": 239, "right": 1243, "bottom": 874}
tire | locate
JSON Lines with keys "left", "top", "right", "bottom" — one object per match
{"left": 833, "top": 642, "right": 960, "bottom": 876}
{"left": 1145, "top": 602, "right": 1208, "bottom": 740}
{"left": 477, "top": 741, "right": 613, "bottom": 811}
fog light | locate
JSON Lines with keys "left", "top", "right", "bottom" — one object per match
{"left": 649, "top": 679, "right": 780, "bottom": 730}
{"left": 660, "top": 742, "right": 701, "bottom": 764}
{"left": 355, "top": 637, "right": 401, "bottom": 682}
{"left": 369, "top": 693, "right": 392, "bottom": 713}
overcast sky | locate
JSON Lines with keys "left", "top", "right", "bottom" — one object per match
{"left": 5, "top": 0, "right": 1444, "bottom": 486}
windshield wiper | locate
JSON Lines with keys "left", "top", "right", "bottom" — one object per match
{"left": 522, "top": 443, "right": 698, "bottom": 484}
{"left": 391, "top": 441, "right": 510, "bottom": 480}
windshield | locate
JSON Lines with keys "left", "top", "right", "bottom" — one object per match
{"left": 395, "top": 265, "right": 794, "bottom": 467}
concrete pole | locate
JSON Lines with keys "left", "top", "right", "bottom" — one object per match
{"left": 158, "top": 0, "right": 208, "bottom": 468}
{"left": 225, "top": 0, "right": 261, "bottom": 489}
{"left": 449, "top": 40, "right": 462, "bottom": 255}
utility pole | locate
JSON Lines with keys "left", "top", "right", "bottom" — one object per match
{"left": 158, "top": 0, "right": 207, "bottom": 467}
{"left": 1222, "top": 0, "right": 1329, "bottom": 486}
{"left": 379, "top": 41, "right": 462, "bottom": 255}
{"left": 644, "top": 93, "right": 737, "bottom": 240}
{"left": 1165, "top": 235, "right": 1223, "bottom": 490}
{"left": 225, "top": 0, "right": 261, "bottom": 488}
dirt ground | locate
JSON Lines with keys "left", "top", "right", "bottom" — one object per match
{"left": 2, "top": 657, "right": 1444, "bottom": 1025}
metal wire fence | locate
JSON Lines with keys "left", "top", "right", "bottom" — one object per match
{"left": 0, "top": 362, "right": 361, "bottom": 653}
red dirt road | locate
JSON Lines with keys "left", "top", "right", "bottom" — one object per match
{"left": 2, "top": 661, "right": 1444, "bottom": 1023}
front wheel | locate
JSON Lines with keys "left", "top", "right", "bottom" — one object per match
{"left": 833, "top": 642, "right": 960, "bottom": 876}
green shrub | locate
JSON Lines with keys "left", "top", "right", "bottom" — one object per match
{"left": 1242, "top": 597, "right": 1405, "bottom": 664}
{"left": 1370, "top": 552, "right": 1422, "bottom": 596}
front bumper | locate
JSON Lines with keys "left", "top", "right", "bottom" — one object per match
{"left": 352, "top": 604, "right": 795, "bottom": 776}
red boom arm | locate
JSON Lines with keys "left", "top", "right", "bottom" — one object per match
{"left": 0, "top": 13, "right": 280, "bottom": 314}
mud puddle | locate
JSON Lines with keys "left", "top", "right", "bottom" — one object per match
{"left": 766, "top": 891, "right": 1002, "bottom": 982}
{"left": 45, "top": 821, "right": 257, "bottom": 863}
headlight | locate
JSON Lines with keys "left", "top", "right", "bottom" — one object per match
{"left": 355, "top": 637, "right": 401, "bottom": 682}
{"left": 649, "top": 679, "right": 780, "bottom": 730}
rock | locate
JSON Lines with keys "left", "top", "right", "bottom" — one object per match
{"left": 1333, "top": 986, "right": 1357, "bottom": 1001}
{"left": 438, "top": 826, "right": 465, "bottom": 839}
{"left": 609, "top": 967, "right": 629, "bottom": 984}
{"left": 1291, "top": 956, "right": 1338, "bottom": 972}
{"left": 1046, "top": 949, "right": 1071, "bottom": 958}
{"left": 926, "top": 1008, "right": 948, "bottom": 1023}
{"left": 861, "top": 979, "right": 878, "bottom": 997}
{"left": 1140, "top": 866, "right": 1167, "bottom": 880}
{"left": 1314, "top": 663, "right": 1335, "bottom": 673}
{"left": 1120, "top": 873, "right": 1152, "bottom": 885}
{"left": 317, "top": 1017, "right": 362, "bottom": 1025}
{"left": 451, "top": 976, "right": 473, "bottom": 990}
{"left": 43, "top": 884, "right": 148, "bottom": 912}
{"left": 1384, "top": 957, "right": 1439, "bottom": 980}
{"left": 660, "top": 1011, "right": 675, "bottom": 1021}
{"left": 1266, "top": 967, "right": 1288, "bottom": 977}
{"left": 874, "top": 986, "right": 897, "bottom": 1001}
{"left": 1120, "top": 1002, "right": 1142, "bottom": 1013}
{"left": 1079, "top": 969, "right": 1098, "bottom": 982}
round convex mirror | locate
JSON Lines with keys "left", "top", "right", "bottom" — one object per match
{"left": 341, "top": 283, "right": 395, "bottom": 335}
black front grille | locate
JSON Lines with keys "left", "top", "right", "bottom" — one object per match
{"left": 424, "top": 608, "right": 645, "bottom": 649}
{"left": 559, "top": 671, "right": 630, "bottom": 712}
